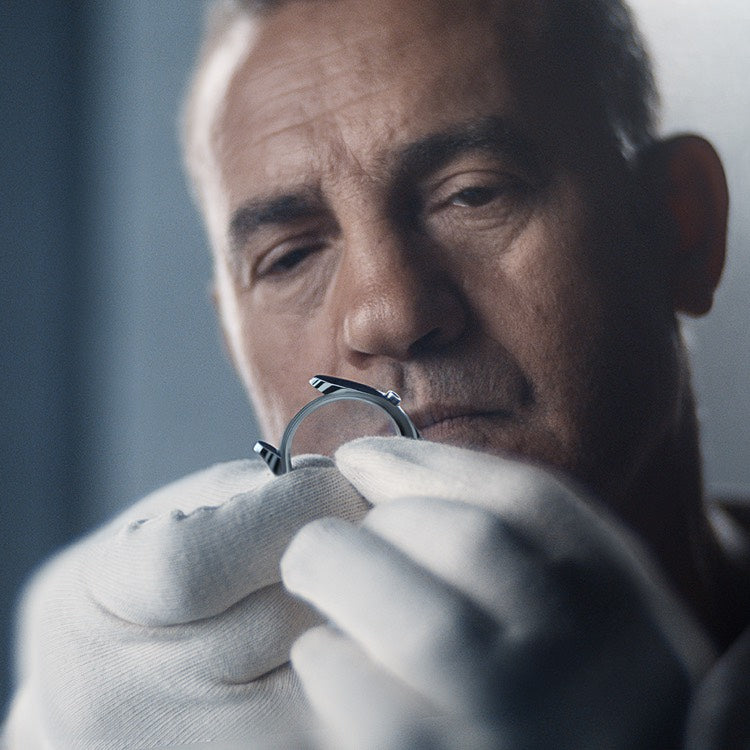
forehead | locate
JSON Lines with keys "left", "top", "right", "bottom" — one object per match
{"left": 213, "top": 0, "right": 556, "bottom": 192}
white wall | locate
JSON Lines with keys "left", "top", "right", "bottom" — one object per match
{"left": 629, "top": 0, "right": 750, "bottom": 494}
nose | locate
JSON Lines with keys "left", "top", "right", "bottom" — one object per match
{"left": 335, "top": 226, "right": 467, "bottom": 363}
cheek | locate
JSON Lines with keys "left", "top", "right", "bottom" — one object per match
{"left": 462, "top": 211, "right": 609, "bottom": 393}
{"left": 231, "top": 294, "right": 341, "bottom": 442}
{"left": 458, "top": 191, "right": 668, "bottom": 476}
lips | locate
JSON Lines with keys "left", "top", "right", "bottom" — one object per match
{"left": 408, "top": 405, "right": 515, "bottom": 441}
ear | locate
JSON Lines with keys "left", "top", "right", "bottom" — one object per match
{"left": 640, "top": 135, "right": 729, "bottom": 316}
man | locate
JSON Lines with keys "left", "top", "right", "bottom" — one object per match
{"left": 3, "top": 0, "right": 748, "bottom": 747}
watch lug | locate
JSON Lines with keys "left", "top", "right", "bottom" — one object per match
{"left": 253, "top": 440, "right": 283, "bottom": 475}
{"left": 309, "top": 375, "right": 342, "bottom": 395}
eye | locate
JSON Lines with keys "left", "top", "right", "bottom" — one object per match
{"left": 426, "top": 169, "right": 529, "bottom": 217}
{"left": 256, "top": 240, "right": 327, "bottom": 278}
{"left": 449, "top": 185, "right": 506, "bottom": 208}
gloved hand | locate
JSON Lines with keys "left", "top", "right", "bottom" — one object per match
{"left": 4, "top": 456, "right": 368, "bottom": 749}
{"left": 281, "top": 437, "right": 715, "bottom": 750}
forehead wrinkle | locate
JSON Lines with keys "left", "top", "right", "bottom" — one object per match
{"left": 252, "top": 0, "right": 486, "bottom": 74}
{"left": 238, "top": 83, "right": 397, "bottom": 154}
{"left": 234, "top": 25, "right": 390, "bottom": 86}
{"left": 221, "top": 2, "right": 511, "bottom": 151}
{"left": 215, "top": 0, "right": 566, "bottom": 221}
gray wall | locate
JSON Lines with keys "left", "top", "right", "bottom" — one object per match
{"left": 1, "top": 0, "right": 748, "bottom": 716}
{"left": 2, "top": 0, "right": 81, "bottom": 716}
{"left": 72, "top": 2, "right": 253, "bottom": 528}
{"left": 1, "top": 1, "right": 251, "bottom": 714}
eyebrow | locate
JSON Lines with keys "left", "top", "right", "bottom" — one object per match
{"left": 229, "top": 189, "right": 325, "bottom": 256}
{"left": 397, "top": 116, "right": 542, "bottom": 181}
{"left": 228, "top": 117, "right": 540, "bottom": 254}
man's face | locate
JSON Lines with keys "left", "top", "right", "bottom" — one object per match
{"left": 206, "top": 0, "right": 680, "bottom": 506}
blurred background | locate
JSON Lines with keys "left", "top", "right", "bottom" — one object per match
{"left": 1, "top": 0, "right": 748, "bottom": 716}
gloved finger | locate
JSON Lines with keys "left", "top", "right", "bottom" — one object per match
{"left": 335, "top": 437, "right": 583, "bottom": 539}
{"left": 282, "top": 517, "right": 505, "bottom": 717}
{"left": 185, "top": 582, "right": 320, "bottom": 684}
{"left": 362, "top": 497, "right": 551, "bottom": 628}
{"left": 16, "top": 545, "right": 315, "bottom": 748}
{"left": 95, "top": 458, "right": 277, "bottom": 532}
{"left": 291, "top": 625, "right": 438, "bottom": 750}
{"left": 336, "top": 436, "right": 643, "bottom": 594}
{"left": 345, "top": 440, "right": 714, "bottom": 682}
{"left": 87, "top": 461, "right": 368, "bottom": 626}
{"left": 293, "top": 627, "right": 509, "bottom": 750}
{"left": 361, "top": 496, "right": 713, "bottom": 697}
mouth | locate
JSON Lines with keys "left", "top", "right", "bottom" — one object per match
{"left": 410, "top": 406, "right": 514, "bottom": 443}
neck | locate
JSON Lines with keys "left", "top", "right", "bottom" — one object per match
{"left": 620, "top": 386, "right": 749, "bottom": 650}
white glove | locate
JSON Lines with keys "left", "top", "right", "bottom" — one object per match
{"left": 281, "top": 437, "right": 715, "bottom": 750}
{"left": 4, "top": 456, "right": 368, "bottom": 749}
